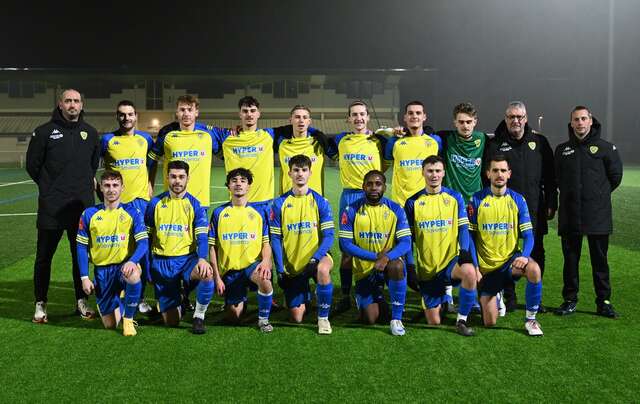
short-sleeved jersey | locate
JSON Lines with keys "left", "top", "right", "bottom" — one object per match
{"left": 145, "top": 191, "right": 208, "bottom": 257}
{"left": 331, "top": 133, "right": 385, "bottom": 190}
{"left": 101, "top": 130, "right": 154, "bottom": 203}
{"left": 384, "top": 134, "right": 442, "bottom": 206}
{"left": 339, "top": 197, "right": 411, "bottom": 280}
{"left": 269, "top": 189, "right": 334, "bottom": 275}
{"left": 208, "top": 203, "right": 269, "bottom": 275}
{"left": 468, "top": 188, "right": 532, "bottom": 273}
{"left": 77, "top": 203, "right": 148, "bottom": 266}
{"left": 441, "top": 130, "right": 487, "bottom": 203}
{"left": 277, "top": 136, "right": 325, "bottom": 195}
{"left": 405, "top": 187, "right": 468, "bottom": 280}
{"left": 210, "top": 127, "right": 275, "bottom": 203}
{"left": 148, "top": 128, "right": 218, "bottom": 206}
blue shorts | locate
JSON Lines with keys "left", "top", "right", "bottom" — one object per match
{"left": 94, "top": 264, "right": 126, "bottom": 316}
{"left": 283, "top": 273, "right": 313, "bottom": 309}
{"left": 151, "top": 254, "right": 199, "bottom": 312}
{"left": 222, "top": 262, "right": 260, "bottom": 306}
{"left": 418, "top": 257, "right": 460, "bottom": 309}
{"left": 354, "top": 272, "right": 386, "bottom": 310}
{"left": 339, "top": 189, "right": 365, "bottom": 217}
{"left": 478, "top": 253, "right": 523, "bottom": 297}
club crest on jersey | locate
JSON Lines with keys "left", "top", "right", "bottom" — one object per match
{"left": 138, "top": 139, "right": 145, "bottom": 146}
{"left": 248, "top": 213, "right": 255, "bottom": 221}
{"left": 443, "top": 198, "right": 450, "bottom": 206}
{"left": 528, "top": 142, "right": 536, "bottom": 150}
{"left": 80, "top": 131, "right": 88, "bottom": 140}
{"left": 474, "top": 139, "right": 481, "bottom": 148}
{"left": 590, "top": 146, "right": 599, "bottom": 154}
{"left": 119, "top": 213, "right": 127, "bottom": 223}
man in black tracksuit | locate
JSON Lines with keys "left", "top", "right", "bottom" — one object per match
{"left": 554, "top": 106, "right": 622, "bottom": 318}
{"left": 26, "top": 89, "right": 100, "bottom": 323}
{"left": 485, "top": 101, "right": 557, "bottom": 312}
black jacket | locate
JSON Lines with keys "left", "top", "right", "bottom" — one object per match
{"left": 554, "top": 117, "right": 623, "bottom": 235}
{"left": 26, "top": 108, "right": 99, "bottom": 229}
{"left": 484, "top": 121, "right": 558, "bottom": 234}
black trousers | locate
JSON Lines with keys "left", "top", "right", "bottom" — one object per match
{"left": 33, "top": 227, "right": 86, "bottom": 303}
{"left": 561, "top": 234, "right": 611, "bottom": 305}
{"left": 503, "top": 226, "right": 546, "bottom": 302}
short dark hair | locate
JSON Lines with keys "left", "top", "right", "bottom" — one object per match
{"left": 238, "top": 96, "right": 260, "bottom": 110}
{"left": 100, "top": 170, "right": 123, "bottom": 184}
{"left": 453, "top": 102, "right": 478, "bottom": 119}
{"left": 571, "top": 105, "right": 592, "bottom": 118}
{"left": 348, "top": 100, "right": 368, "bottom": 116}
{"left": 422, "top": 155, "right": 445, "bottom": 168}
{"left": 176, "top": 94, "right": 199, "bottom": 109}
{"left": 288, "top": 154, "right": 312, "bottom": 170}
{"left": 290, "top": 104, "right": 311, "bottom": 116}
{"left": 486, "top": 154, "right": 510, "bottom": 170}
{"left": 363, "top": 169, "right": 386, "bottom": 185}
{"left": 404, "top": 100, "right": 425, "bottom": 113}
{"left": 225, "top": 168, "right": 253, "bottom": 186}
{"left": 168, "top": 160, "right": 190, "bottom": 175}
{"left": 116, "top": 100, "right": 136, "bottom": 113}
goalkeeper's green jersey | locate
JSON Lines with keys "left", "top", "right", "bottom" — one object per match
{"left": 440, "top": 130, "right": 487, "bottom": 203}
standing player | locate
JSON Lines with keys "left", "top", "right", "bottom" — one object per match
{"left": 145, "top": 161, "right": 215, "bottom": 334}
{"left": 405, "top": 156, "right": 477, "bottom": 336}
{"left": 339, "top": 170, "right": 411, "bottom": 336}
{"left": 77, "top": 171, "right": 146, "bottom": 336}
{"left": 275, "top": 105, "right": 330, "bottom": 195}
{"left": 209, "top": 168, "right": 274, "bottom": 333}
{"left": 147, "top": 95, "right": 219, "bottom": 211}
{"left": 270, "top": 155, "right": 334, "bottom": 334}
{"left": 468, "top": 155, "right": 543, "bottom": 336}
{"left": 328, "top": 101, "right": 387, "bottom": 311}
{"left": 101, "top": 100, "right": 155, "bottom": 314}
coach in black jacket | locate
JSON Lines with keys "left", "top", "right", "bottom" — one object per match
{"left": 26, "top": 89, "right": 99, "bottom": 323}
{"left": 554, "top": 106, "right": 623, "bottom": 318}
{"left": 485, "top": 101, "right": 557, "bottom": 312}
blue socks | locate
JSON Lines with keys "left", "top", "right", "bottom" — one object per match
{"left": 196, "top": 280, "right": 214, "bottom": 305}
{"left": 257, "top": 290, "right": 273, "bottom": 320}
{"left": 458, "top": 286, "right": 476, "bottom": 316}
{"left": 525, "top": 280, "right": 542, "bottom": 312}
{"left": 123, "top": 281, "right": 142, "bottom": 319}
{"left": 316, "top": 282, "right": 333, "bottom": 318}
{"left": 387, "top": 279, "right": 407, "bottom": 321}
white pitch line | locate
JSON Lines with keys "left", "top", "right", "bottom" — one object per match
{"left": 0, "top": 212, "right": 37, "bottom": 217}
{"left": 0, "top": 180, "right": 33, "bottom": 187}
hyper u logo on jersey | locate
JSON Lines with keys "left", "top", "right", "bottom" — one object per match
{"left": 286, "top": 221, "right": 317, "bottom": 234}
{"left": 343, "top": 153, "right": 374, "bottom": 164}
{"left": 417, "top": 219, "right": 453, "bottom": 232}
{"left": 450, "top": 154, "right": 482, "bottom": 168}
{"left": 358, "top": 231, "right": 389, "bottom": 243}
{"left": 481, "top": 222, "right": 514, "bottom": 234}
{"left": 221, "top": 232, "right": 257, "bottom": 243}
{"left": 95, "top": 233, "right": 127, "bottom": 247}
{"left": 232, "top": 145, "right": 265, "bottom": 158}
{"left": 112, "top": 158, "right": 144, "bottom": 169}
{"left": 398, "top": 159, "right": 423, "bottom": 169}
{"left": 158, "top": 223, "right": 189, "bottom": 236}
{"left": 171, "top": 150, "right": 206, "bottom": 161}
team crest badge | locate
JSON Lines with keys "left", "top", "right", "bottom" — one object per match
{"left": 80, "top": 131, "right": 88, "bottom": 140}
{"left": 590, "top": 146, "right": 599, "bottom": 154}
{"left": 137, "top": 139, "right": 144, "bottom": 146}
{"left": 474, "top": 139, "right": 481, "bottom": 148}
{"left": 528, "top": 142, "right": 536, "bottom": 150}
{"left": 119, "top": 213, "right": 126, "bottom": 223}
{"left": 443, "top": 198, "right": 450, "bottom": 206}
{"left": 248, "top": 213, "right": 255, "bottom": 221}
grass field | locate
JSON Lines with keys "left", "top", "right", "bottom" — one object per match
{"left": 1, "top": 165, "right": 639, "bottom": 402}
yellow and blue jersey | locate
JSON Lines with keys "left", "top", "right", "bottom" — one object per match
{"left": 276, "top": 135, "right": 325, "bottom": 195}
{"left": 328, "top": 133, "right": 386, "bottom": 190}
{"left": 147, "top": 128, "right": 219, "bottom": 207}
{"left": 384, "top": 134, "right": 441, "bottom": 206}
{"left": 338, "top": 197, "right": 411, "bottom": 280}
{"left": 209, "top": 126, "right": 275, "bottom": 203}
{"left": 76, "top": 202, "right": 148, "bottom": 277}
{"left": 468, "top": 188, "right": 533, "bottom": 273}
{"left": 404, "top": 187, "right": 469, "bottom": 280}
{"left": 145, "top": 191, "right": 209, "bottom": 258}
{"left": 269, "top": 189, "right": 334, "bottom": 276}
{"left": 208, "top": 203, "right": 269, "bottom": 275}
{"left": 100, "top": 130, "right": 154, "bottom": 203}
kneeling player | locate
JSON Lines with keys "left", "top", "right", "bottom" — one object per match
{"left": 405, "top": 156, "right": 477, "bottom": 336}
{"left": 339, "top": 170, "right": 411, "bottom": 336}
{"left": 209, "top": 168, "right": 274, "bottom": 333}
{"left": 270, "top": 155, "right": 334, "bottom": 334}
{"left": 77, "top": 171, "right": 147, "bottom": 336}
{"left": 468, "top": 156, "right": 543, "bottom": 336}
{"left": 145, "top": 160, "right": 215, "bottom": 334}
